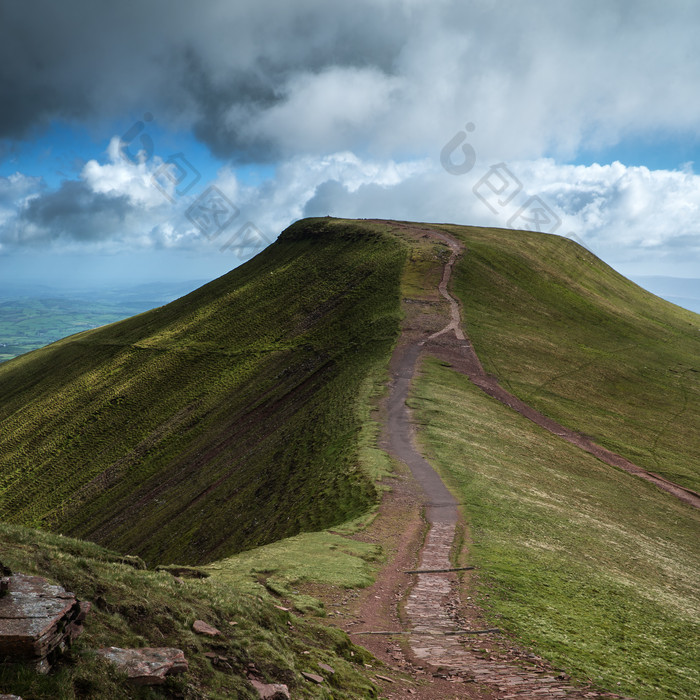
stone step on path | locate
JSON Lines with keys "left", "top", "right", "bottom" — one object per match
{"left": 401, "top": 475, "right": 627, "bottom": 698}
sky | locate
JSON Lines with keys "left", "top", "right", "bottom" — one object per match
{"left": 1, "top": 0, "right": 699, "bottom": 299}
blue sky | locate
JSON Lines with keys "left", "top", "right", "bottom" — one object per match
{"left": 571, "top": 134, "right": 700, "bottom": 173}
{"left": 1, "top": 0, "right": 699, "bottom": 301}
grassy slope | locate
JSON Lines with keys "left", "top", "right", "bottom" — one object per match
{"left": 0, "top": 218, "right": 406, "bottom": 565}
{"left": 413, "top": 357, "right": 700, "bottom": 699}
{"left": 407, "top": 223, "right": 700, "bottom": 697}
{"left": 436, "top": 224, "right": 700, "bottom": 492}
{"left": 0, "top": 521, "right": 380, "bottom": 699}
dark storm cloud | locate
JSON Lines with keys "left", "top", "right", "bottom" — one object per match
{"left": 0, "top": 0, "right": 409, "bottom": 159}
{"left": 6, "top": 180, "right": 132, "bottom": 244}
{"left": 3, "top": 1, "right": 700, "bottom": 164}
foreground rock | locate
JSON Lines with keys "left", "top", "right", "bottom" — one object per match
{"left": 249, "top": 679, "right": 291, "bottom": 699}
{"left": 192, "top": 619, "right": 221, "bottom": 637}
{"left": 96, "top": 647, "right": 188, "bottom": 685}
{"left": 0, "top": 573, "right": 90, "bottom": 673}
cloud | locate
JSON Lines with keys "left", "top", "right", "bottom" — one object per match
{"left": 0, "top": 142, "right": 205, "bottom": 250}
{"left": 2, "top": 1, "right": 699, "bottom": 165}
{"left": 1, "top": 142, "right": 698, "bottom": 276}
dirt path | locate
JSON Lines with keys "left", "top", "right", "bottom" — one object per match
{"left": 423, "top": 230, "right": 700, "bottom": 511}
{"left": 341, "top": 222, "right": 629, "bottom": 698}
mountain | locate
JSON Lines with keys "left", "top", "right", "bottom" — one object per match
{"left": 1, "top": 218, "right": 698, "bottom": 699}
{"left": 0, "top": 219, "right": 405, "bottom": 565}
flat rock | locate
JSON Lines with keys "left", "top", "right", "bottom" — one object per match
{"left": 249, "top": 679, "right": 291, "bottom": 699}
{"left": 192, "top": 619, "right": 221, "bottom": 637}
{"left": 0, "top": 573, "right": 90, "bottom": 672}
{"left": 301, "top": 671, "right": 324, "bottom": 684}
{"left": 96, "top": 647, "right": 188, "bottom": 686}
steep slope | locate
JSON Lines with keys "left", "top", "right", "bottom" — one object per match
{"left": 435, "top": 224, "right": 700, "bottom": 492}
{"left": 0, "top": 218, "right": 406, "bottom": 565}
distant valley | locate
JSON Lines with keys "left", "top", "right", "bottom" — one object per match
{"left": 0, "top": 281, "right": 206, "bottom": 362}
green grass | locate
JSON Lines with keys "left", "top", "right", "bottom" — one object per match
{"left": 435, "top": 224, "right": 700, "bottom": 492}
{"left": 206, "top": 519, "right": 381, "bottom": 615}
{"left": 0, "top": 521, "right": 380, "bottom": 699}
{"left": 3, "top": 217, "right": 699, "bottom": 697}
{"left": 412, "top": 357, "right": 700, "bottom": 699}
{"left": 0, "top": 218, "right": 407, "bottom": 565}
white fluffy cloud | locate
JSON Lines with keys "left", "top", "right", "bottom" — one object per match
{"left": 3, "top": 142, "right": 700, "bottom": 275}
{"left": 1, "top": 146, "right": 699, "bottom": 275}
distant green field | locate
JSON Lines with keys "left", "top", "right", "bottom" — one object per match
{"left": 0, "top": 297, "right": 156, "bottom": 362}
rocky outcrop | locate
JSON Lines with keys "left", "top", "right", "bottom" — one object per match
{"left": 0, "top": 573, "right": 90, "bottom": 673}
{"left": 96, "top": 647, "right": 188, "bottom": 686}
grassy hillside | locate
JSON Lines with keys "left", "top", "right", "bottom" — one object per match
{"left": 436, "top": 224, "right": 700, "bottom": 492}
{"left": 0, "top": 521, "right": 379, "bottom": 699}
{"left": 413, "top": 357, "right": 700, "bottom": 699}
{"left": 0, "top": 218, "right": 406, "bottom": 565}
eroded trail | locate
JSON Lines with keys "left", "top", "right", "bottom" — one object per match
{"left": 424, "top": 231, "right": 700, "bottom": 511}
{"left": 382, "top": 227, "right": 626, "bottom": 697}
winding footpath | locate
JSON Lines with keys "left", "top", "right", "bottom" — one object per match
{"left": 423, "top": 231, "right": 700, "bottom": 511}
{"left": 381, "top": 225, "right": 697, "bottom": 698}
